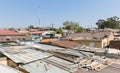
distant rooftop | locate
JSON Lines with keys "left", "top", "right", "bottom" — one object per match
{"left": 66, "top": 31, "right": 112, "bottom": 40}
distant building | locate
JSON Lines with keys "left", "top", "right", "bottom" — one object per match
{"left": 40, "top": 31, "right": 58, "bottom": 43}
{"left": 65, "top": 31, "right": 114, "bottom": 48}
{"left": 0, "top": 29, "right": 31, "bottom": 43}
{"left": 30, "top": 31, "right": 45, "bottom": 41}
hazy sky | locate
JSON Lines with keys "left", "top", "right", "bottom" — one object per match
{"left": 0, "top": 0, "right": 120, "bottom": 28}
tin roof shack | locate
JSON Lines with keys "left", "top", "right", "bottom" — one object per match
{"left": 30, "top": 31, "right": 45, "bottom": 41}
{"left": 109, "top": 40, "right": 120, "bottom": 50}
{"left": 0, "top": 46, "right": 52, "bottom": 72}
{"left": 0, "top": 30, "right": 31, "bottom": 43}
{"left": 0, "top": 64, "right": 22, "bottom": 73}
{"left": 32, "top": 44, "right": 115, "bottom": 72}
{"left": 19, "top": 56, "right": 78, "bottom": 73}
{"left": 0, "top": 45, "right": 78, "bottom": 73}
{"left": 66, "top": 31, "right": 114, "bottom": 48}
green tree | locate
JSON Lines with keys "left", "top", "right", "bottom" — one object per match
{"left": 96, "top": 16, "right": 120, "bottom": 29}
{"left": 56, "top": 28, "right": 63, "bottom": 35}
{"left": 63, "top": 21, "right": 83, "bottom": 33}
{"left": 75, "top": 27, "right": 83, "bottom": 33}
{"left": 28, "top": 25, "right": 34, "bottom": 29}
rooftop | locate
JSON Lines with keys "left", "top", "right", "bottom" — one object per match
{"left": 66, "top": 31, "right": 112, "bottom": 40}
{"left": 52, "top": 40, "right": 81, "bottom": 49}
{"left": 0, "top": 29, "right": 24, "bottom": 36}
{"left": 0, "top": 46, "right": 52, "bottom": 64}
{"left": 30, "top": 31, "right": 45, "bottom": 35}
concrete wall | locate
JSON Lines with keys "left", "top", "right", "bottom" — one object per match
{"left": 101, "top": 38, "right": 108, "bottom": 48}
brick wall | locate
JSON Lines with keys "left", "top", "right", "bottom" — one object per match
{"left": 109, "top": 40, "right": 120, "bottom": 50}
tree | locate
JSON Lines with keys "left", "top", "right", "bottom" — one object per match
{"left": 75, "top": 27, "right": 83, "bottom": 33}
{"left": 56, "top": 28, "right": 63, "bottom": 35}
{"left": 96, "top": 16, "right": 120, "bottom": 29}
{"left": 63, "top": 21, "right": 83, "bottom": 33}
{"left": 28, "top": 25, "right": 34, "bottom": 29}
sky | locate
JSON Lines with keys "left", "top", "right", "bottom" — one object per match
{"left": 0, "top": 0, "right": 120, "bottom": 28}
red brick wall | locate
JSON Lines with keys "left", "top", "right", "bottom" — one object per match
{"left": 109, "top": 40, "right": 120, "bottom": 50}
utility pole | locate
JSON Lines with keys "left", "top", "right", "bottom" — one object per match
{"left": 39, "top": 18, "right": 40, "bottom": 27}
{"left": 51, "top": 24, "right": 54, "bottom": 30}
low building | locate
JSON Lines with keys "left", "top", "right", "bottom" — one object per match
{"left": 0, "top": 29, "right": 31, "bottom": 43}
{"left": 40, "top": 31, "right": 58, "bottom": 43}
{"left": 30, "top": 31, "right": 45, "bottom": 41}
{"left": 65, "top": 31, "right": 114, "bottom": 48}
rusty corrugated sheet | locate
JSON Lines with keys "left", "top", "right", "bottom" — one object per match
{"left": 52, "top": 40, "right": 81, "bottom": 49}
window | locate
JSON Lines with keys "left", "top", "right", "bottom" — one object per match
{"left": 89, "top": 42, "right": 95, "bottom": 47}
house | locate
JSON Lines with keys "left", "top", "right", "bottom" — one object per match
{"left": 40, "top": 31, "right": 58, "bottom": 43}
{"left": 65, "top": 31, "right": 114, "bottom": 48}
{"left": 0, "top": 29, "right": 31, "bottom": 43}
{"left": 30, "top": 30, "right": 45, "bottom": 41}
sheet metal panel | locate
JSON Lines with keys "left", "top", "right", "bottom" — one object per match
{"left": 0, "top": 64, "right": 21, "bottom": 73}
{"left": 21, "top": 60, "right": 69, "bottom": 73}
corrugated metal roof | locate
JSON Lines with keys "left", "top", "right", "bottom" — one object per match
{"left": 32, "top": 44, "right": 64, "bottom": 51}
{"left": 54, "top": 49, "right": 94, "bottom": 57}
{"left": 41, "top": 56, "right": 78, "bottom": 72}
{"left": 51, "top": 40, "right": 80, "bottom": 49}
{"left": 0, "top": 64, "right": 21, "bottom": 73}
{"left": 21, "top": 60, "right": 69, "bottom": 73}
{"left": 0, "top": 46, "right": 52, "bottom": 64}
